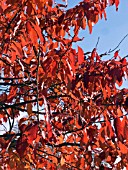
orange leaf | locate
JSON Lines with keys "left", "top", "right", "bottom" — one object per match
{"left": 115, "top": 0, "right": 120, "bottom": 11}
{"left": 73, "top": 36, "right": 84, "bottom": 42}
{"left": 118, "top": 141, "right": 127, "bottom": 154}
{"left": 80, "top": 157, "right": 85, "bottom": 169}
{"left": 31, "top": 22, "right": 44, "bottom": 43}
{"left": 69, "top": 52, "right": 75, "bottom": 72}
{"left": 114, "top": 117, "right": 124, "bottom": 141}
{"left": 82, "top": 129, "right": 88, "bottom": 144}
{"left": 10, "top": 50, "right": 16, "bottom": 62}
{"left": 103, "top": 88, "right": 107, "bottom": 100}
{"left": 26, "top": 21, "right": 38, "bottom": 45}
{"left": 60, "top": 156, "right": 65, "bottom": 166}
{"left": 78, "top": 46, "right": 84, "bottom": 64}
{"left": 88, "top": 20, "right": 92, "bottom": 34}
{"left": 12, "top": 42, "right": 23, "bottom": 59}
{"left": 117, "top": 108, "right": 123, "bottom": 117}
{"left": 81, "top": 17, "right": 86, "bottom": 29}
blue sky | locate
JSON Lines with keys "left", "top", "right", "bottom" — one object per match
{"left": 62, "top": 0, "right": 128, "bottom": 88}
{"left": 76, "top": 0, "right": 128, "bottom": 56}
{"left": 64, "top": 0, "right": 128, "bottom": 55}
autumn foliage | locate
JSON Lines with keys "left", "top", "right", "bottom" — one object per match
{"left": 0, "top": 0, "right": 128, "bottom": 169}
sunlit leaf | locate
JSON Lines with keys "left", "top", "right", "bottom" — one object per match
{"left": 81, "top": 17, "right": 86, "bottom": 29}
{"left": 60, "top": 156, "right": 65, "bottom": 166}
{"left": 88, "top": 20, "right": 92, "bottom": 34}
{"left": 114, "top": 117, "right": 124, "bottom": 141}
{"left": 118, "top": 141, "right": 127, "bottom": 154}
{"left": 82, "top": 129, "right": 88, "bottom": 144}
{"left": 78, "top": 46, "right": 84, "bottom": 64}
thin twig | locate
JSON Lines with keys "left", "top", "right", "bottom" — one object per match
{"left": 95, "top": 37, "right": 100, "bottom": 49}
{"left": 108, "top": 34, "right": 128, "bottom": 53}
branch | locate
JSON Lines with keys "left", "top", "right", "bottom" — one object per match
{"left": 0, "top": 133, "right": 21, "bottom": 138}
{"left": 47, "top": 142, "right": 81, "bottom": 147}
{"left": 0, "top": 77, "right": 22, "bottom": 80}
{"left": 0, "top": 94, "right": 70, "bottom": 110}
{"left": 108, "top": 34, "right": 128, "bottom": 53}
{"left": 0, "top": 81, "right": 36, "bottom": 86}
{"left": 95, "top": 37, "right": 100, "bottom": 49}
{"left": 13, "top": 107, "right": 46, "bottom": 115}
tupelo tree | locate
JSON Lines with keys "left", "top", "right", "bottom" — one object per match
{"left": 0, "top": 0, "right": 128, "bottom": 169}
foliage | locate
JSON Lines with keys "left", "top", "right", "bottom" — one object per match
{"left": 0, "top": 0, "right": 128, "bottom": 169}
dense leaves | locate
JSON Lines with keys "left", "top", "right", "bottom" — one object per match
{"left": 0, "top": 0, "right": 128, "bottom": 169}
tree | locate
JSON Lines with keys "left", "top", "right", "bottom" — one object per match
{"left": 0, "top": 0, "right": 128, "bottom": 169}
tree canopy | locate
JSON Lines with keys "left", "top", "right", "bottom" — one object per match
{"left": 0, "top": 0, "right": 128, "bottom": 169}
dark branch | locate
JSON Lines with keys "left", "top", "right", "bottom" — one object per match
{"left": 108, "top": 33, "right": 128, "bottom": 53}
{"left": 47, "top": 142, "right": 81, "bottom": 147}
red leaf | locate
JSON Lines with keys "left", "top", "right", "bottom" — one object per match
{"left": 114, "top": 50, "right": 119, "bottom": 58}
{"left": 115, "top": 0, "right": 120, "bottom": 11}
{"left": 26, "top": 21, "right": 38, "bottom": 45}
{"left": 7, "top": 87, "right": 17, "bottom": 102}
{"left": 122, "top": 117, "right": 128, "bottom": 140}
{"left": 25, "top": 123, "right": 38, "bottom": 144}
{"left": 69, "top": 50, "right": 76, "bottom": 72}
{"left": 78, "top": 46, "right": 84, "bottom": 64}
{"left": 91, "top": 48, "right": 97, "bottom": 60}
{"left": 31, "top": 22, "right": 44, "bottom": 43}
{"left": 47, "top": 122, "right": 53, "bottom": 140}
{"left": 103, "top": 88, "right": 107, "bottom": 100}
{"left": 118, "top": 141, "right": 127, "bottom": 154}
{"left": 106, "top": 120, "right": 114, "bottom": 139}
{"left": 0, "top": 93, "right": 7, "bottom": 103}
{"left": 73, "top": 36, "right": 84, "bottom": 42}
{"left": 58, "top": 13, "right": 65, "bottom": 25}
{"left": 78, "top": 114, "right": 83, "bottom": 126}
{"left": 124, "top": 97, "right": 128, "bottom": 111}
{"left": 121, "top": 58, "right": 127, "bottom": 66}
{"left": 81, "top": 17, "right": 86, "bottom": 29}
{"left": 114, "top": 117, "right": 124, "bottom": 141}
{"left": 82, "top": 129, "right": 88, "bottom": 144}
{"left": 108, "top": 0, "right": 115, "bottom": 5}
{"left": 19, "top": 124, "right": 27, "bottom": 133}
{"left": 88, "top": 20, "right": 92, "bottom": 34}
{"left": 16, "top": 135, "right": 28, "bottom": 157}
{"left": 3, "top": 116, "right": 7, "bottom": 122}
{"left": 10, "top": 50, "right": 16, "bottom": 62}
{"left": 18, "top": 118, "right": 27, "bottom": 127}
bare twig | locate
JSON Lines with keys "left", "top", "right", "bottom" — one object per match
{"left": 108, "top": 34, "right": 128, "bottom": 53}
{"left": 95, "top": 37, "right": 100, "bottom": 49}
